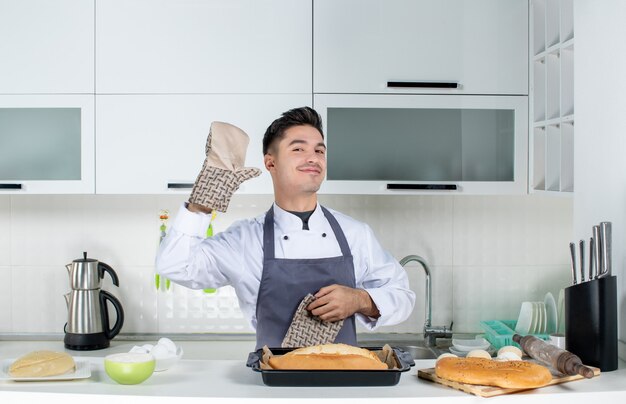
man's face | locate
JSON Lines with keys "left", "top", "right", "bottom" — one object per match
{"left": 264, "top": 125, "right": 327, "bottom": 195}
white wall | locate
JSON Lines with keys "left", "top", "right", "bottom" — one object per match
{"left": 574, "top": 0, "right": 626, "bottom": 358}
{"left": 0, "top": 193, "right": 571, "bottom": 336}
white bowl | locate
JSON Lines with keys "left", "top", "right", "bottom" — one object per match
{"left": 154, "top": 346, "right": 183, "bottom": 372}
{"left": 452, "top": 337, "right": 490, "bottom": 352}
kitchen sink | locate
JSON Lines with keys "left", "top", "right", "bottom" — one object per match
{"left": 359, "top": 337, "right": 450, "bottom": 360}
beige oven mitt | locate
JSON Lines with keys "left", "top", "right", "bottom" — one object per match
{"left": 282, "top": 294, "right": 344, "bottom": 348}
{"left": 189, "top": 122, "right": 261, "bottom": 212}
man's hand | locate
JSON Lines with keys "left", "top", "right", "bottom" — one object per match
{"left": 307, "top": 284, "right": 380, "bottom": 322}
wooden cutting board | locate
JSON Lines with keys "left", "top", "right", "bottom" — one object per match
{"left": 418, "top": 364, "right": 600, "bottom": 398}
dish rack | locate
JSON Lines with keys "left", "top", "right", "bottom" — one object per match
{"left": 480, "top": 320, "right": 550, "bottom": 349}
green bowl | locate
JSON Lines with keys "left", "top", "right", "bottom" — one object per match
{"left": 104, "top": 353, "right": 156, "bottom": 385}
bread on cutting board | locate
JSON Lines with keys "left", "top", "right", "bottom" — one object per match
{"left": 9, "top": 350, "right": 76, "bottom": 377}
{"left": 435, "top": 357, "right": 552, "bottom": 388}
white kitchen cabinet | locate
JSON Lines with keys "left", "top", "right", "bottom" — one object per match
{"left": 314, "top": 93, "right": 528, "bottom": 195}
{"left": 95, "top": 94, "right": 311, "bottom": 194}
{"left": 0, "top": 95, "right": 95, "bottom": 193}
{"left": 0, "top": 0, "right": 94, "bottom": 94}
{"left": 95, "top": 0, "right": 311, "bottom": 94}
{"left": 314, "top": 0, "right": 528, "bottom": 95}
{"left": 530, "top": 0, "right": 574, "bottom": 194}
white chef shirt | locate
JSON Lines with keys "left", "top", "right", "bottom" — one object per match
{"left": 155, "top": 203, "right": 415, "bottom": 331}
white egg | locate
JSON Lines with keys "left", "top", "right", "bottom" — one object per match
{"left": 157, "top": 338, "right": 177, "bottom": 355}
{"left": 150, "top": 343, "right": 170, "bottom": 359}
{"left": 129, "top": 345, "right": 149, "bottom": 354}
{"left": 436, "top": 353, "right": 458, "bottom": 362}
{"left": 496, "top": 351, "right": 522, "bottom": 361}
{"left": 466, "top": 349, "right": 492, "bottom": 359}
{"left": 497, "top": 345, "right": 523, "bottom": 358}
{"left": 141, "top": 344, "right": 154, "bottom": 352}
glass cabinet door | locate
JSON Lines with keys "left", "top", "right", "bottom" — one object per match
{"left": 0, "top": 95, "right": 94, "bottom": 193}
{"left": 314, "top": 94, "right": 528, "bottom": 194}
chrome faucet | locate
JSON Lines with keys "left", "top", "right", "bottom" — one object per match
{"left": 400, "top": 254, "right": 453, "bottom": 347}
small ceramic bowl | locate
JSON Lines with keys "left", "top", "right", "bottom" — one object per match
{"left": 104, "top": 353, "right": 155, "bottom": 385}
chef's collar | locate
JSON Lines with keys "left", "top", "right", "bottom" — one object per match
{"left": 272, "top": 203, "right": 326, "bottom": 233}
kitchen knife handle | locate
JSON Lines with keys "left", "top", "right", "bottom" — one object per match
{"left": 0, "top": 183, "right": 22, "bottom": 190}
{"left": 579, "top": 240, "right": 585, "bottom": 283}
{"left": 593, "top": 225, "right": 602, "bottom": 279}
{"left": 589, "top": 237, "right": 595, "bottom": 281}
{"left": 387, "top": 81, "right": 459, "bottom": 89}
{"left": 569, "top": 242, "right": 577, "bottom": 285}
{"left": 600, "top": 222, "right": 612, "bottom": 277}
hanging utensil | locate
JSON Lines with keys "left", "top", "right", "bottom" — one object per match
{"left": 203, "top": 210, "right": 218, "bottom": 294}
{"left": 569, "top": 242, "right": 577, "bottom": 285}
{"left": 156, "top": 209, "right": 171, "bottom": 291}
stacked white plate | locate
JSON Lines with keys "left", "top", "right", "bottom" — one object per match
{"left": 514, "top": 295, "right": 556, "bottom": 335}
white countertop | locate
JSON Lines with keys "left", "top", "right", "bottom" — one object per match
{"left": 1, "top": 339, "right": 625, "bottom": 403}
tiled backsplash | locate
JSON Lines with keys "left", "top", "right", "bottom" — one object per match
{"left": 0, "top": 194, "right": 572, "bottom": 335}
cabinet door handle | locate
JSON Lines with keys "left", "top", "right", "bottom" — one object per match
{"left": 0, "top": 183, "right": 22, "bottom": 190}
{"left": 387, "top": 184, "right": 457, "bottom": 190}
{"left": 387, "top": 81, "right": 459, "bottom": 89}
{"left": 167, "top": 183, "right": 193, "bottom": 189}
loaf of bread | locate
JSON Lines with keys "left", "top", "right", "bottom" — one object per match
{"left": 268, "top": 343, "right": 388, "bottom": 370}
{"left": 435, "top": 357, "right": 552, "bottom": 388}
{"left": 9, "top": 350, "right": 76, "bottom": 377}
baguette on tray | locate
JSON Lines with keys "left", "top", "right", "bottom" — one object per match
{"left": 268, "top": 343, "right": 388, "bottom": 370}
{"left": 435, "top": 357, "right": 552, "bottom": 389}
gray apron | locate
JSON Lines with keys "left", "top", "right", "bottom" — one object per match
{"left": 255, "top": 205, "right": 357, "bottom": 350}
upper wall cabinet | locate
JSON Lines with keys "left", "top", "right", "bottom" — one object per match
{"left": 0, "top": 95, "right": 95, "bottom": 194}
{"left": 95, "top": 0, "right": 312, "bottom": 94}
{"left": 0, "top": 0, "right": 94, "bottom": 94}
{"left": 314, "top": 0, "right": 528, "bottom": 95}
{"left": 95, "top": 94, "right": 310, "bottom": 194}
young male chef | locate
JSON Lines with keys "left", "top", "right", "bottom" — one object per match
{"left": 156, "top": 107, "right": 415, "bottom": 349}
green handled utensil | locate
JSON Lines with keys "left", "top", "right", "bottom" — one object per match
{"left": 156, "top": 210, "right": 171, "bottom": 291}
{"left": 203, "top": 211, "right": 217, "bottom": 294}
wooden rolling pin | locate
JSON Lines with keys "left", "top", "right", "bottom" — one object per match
{"left": 513, "top": 334, "right": 595, "bottom": 378}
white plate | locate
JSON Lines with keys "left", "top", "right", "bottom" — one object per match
{"left": 515, "top": 301, "right": 533, "bottom": 334}
{"left": 557, "top": 288, "right": 565, "bottom": 334}
{"left": 544, "top": 292, "right": 558, "bottom": 334}
{"left": 529, "top": 302, "right": 539, "bottom": 334}
{"left": 448, "top": 346, "right": 495, "bottom": 357}
{"left": 0, "top": 358, "right": 91, "bottom": 381}
{"left": 451, "top": 337, "right": 490, "bottom": 352}
{"left": 538, "top": 302, "right": 547, "bottom": 334}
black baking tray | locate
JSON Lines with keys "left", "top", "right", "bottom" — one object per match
{"left": 246, "top": 346, "right": 414, "bottom": 387}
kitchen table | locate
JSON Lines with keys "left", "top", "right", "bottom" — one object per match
{"left": 1, "top": 339, "right": 625, "bottom": 404}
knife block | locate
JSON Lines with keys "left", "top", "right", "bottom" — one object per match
{"left": 564, "top": 276, "right": 618, "bottom": 371}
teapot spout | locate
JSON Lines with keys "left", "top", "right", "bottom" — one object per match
{"left": 65, "top": 263, "right": 72, "bottom": 274}
{"left": 64, "top": 293, "right": 71, "bottom": 309}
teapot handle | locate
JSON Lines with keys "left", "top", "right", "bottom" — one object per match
{"left": 100, "top": 290, "right": 124, "bottom": 339}
{"left": 98, "top": 262, "right": 119, "bottom": 286}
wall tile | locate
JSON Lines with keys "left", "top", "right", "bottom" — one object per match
{"left": 452, "top": 195, "right": 573, "bottom": 267}
{"left": 5, "top": 194, "right": 573, "bottom": 335}
{"left": 10, "top": 195, "right": 86, "bottom": 267}
{"left": 105, "top": 265, "right": 158, "bottom": 334}
{"left": 79, "top": 195, "right": 158, "bottom": 267}
{"left": 0, "top": 196, "right": 11, "bottom": 266}
{"left": 0, "top": 266, "right": 12, "bottom": 331}
{"left": 11, "top": 266, "right": 68, "bottom": 333}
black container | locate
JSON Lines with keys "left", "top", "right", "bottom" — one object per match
{"left": 564, "top": 276, "right": 618, "bottom": 371}
{"left": 247, "top": 346, "right": 414, "bottom": 387}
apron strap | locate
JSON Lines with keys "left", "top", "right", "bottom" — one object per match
{"left": 320, "top": 206, "right": 351, "bottom": 257}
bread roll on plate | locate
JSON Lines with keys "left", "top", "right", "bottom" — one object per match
{"left": 268, "top": 343, "right": 388, "bottom": 370}
{"left": 9, "top": 350, "right": 75, "bottom": 377}
{"left": 435, "top": 357, "right": 552, "bottom": 388}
